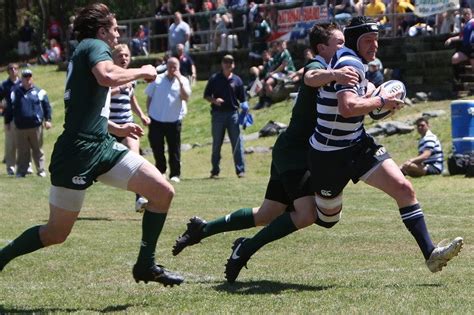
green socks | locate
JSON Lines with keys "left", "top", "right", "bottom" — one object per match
{"left": 0, "top": 225, "right": 44, "bottom": 271}
{"left": 136, "top": 211, "right": 167, "bottom": 268}
{"left": 203, "top": 207, "right": 255, "bottom": 237}
{"left": 240, "top": 212, "right": 297, "bottom": 258}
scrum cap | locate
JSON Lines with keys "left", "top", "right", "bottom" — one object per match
{"left": 344, "top": 16, "right": 379, "bottom": 52}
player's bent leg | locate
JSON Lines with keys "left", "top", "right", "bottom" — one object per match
{"left": 253, "top": 199, "right": 287, "bottom": 226}
{"left": 291, "top": 196, "right": 316, "bottom": 229}
{"left": 314, "top": 194, "right": 343, "bottom": 229}
{"left": 122, "top": 136, "right": 140, "bottom": 154}
{"left": 0, "top": 187, "right": 82, "bottom": 271}
{"left": 361, "top": 159, "right": 462, "bottom": 268}
{"left": 128, "top": 161, "right": 174, "bottom": 213}
{"left": 122, "top": 137, "right": 148, "bottom": 212}
{"left": 363, "top": 159, "right": 417, "bottom": 207}
{"left": 172, "top": 201, "right": 286, "bottom": 256}
{"left": 40, "top": 203, "right": 81, "bottom": 246}
{"left": 97, "top": 151, "right": 182, "bottom": 285}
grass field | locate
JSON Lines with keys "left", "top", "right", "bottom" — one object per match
{"left": 0, "top": 65, "right": 472, "bottom": 314}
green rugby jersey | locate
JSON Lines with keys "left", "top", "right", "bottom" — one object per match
{"left": 63, "top": 38, "right": 112, "bottom": 138}
{"left": 272, "top": 57, "right": 326, "bottom": 173}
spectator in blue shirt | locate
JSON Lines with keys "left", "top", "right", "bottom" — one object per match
{"left": 204, "top": 54, "right": 246, "bottom": 178}
{"left": 5, "top": 69, "right": 52, "bottom": 177}
{"left": 175, "top": 43, "right": 196, "bottom": 85}
{"left": 0, "top": 63, "right": 20, "bottom": 175}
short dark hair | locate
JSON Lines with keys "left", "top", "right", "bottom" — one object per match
{"left": 74, "top": 3, "right": 115, "bottom": 41}
{"left": 309, "top": 23, "right": 340, "bottom": 54}
{"left": 415, "top": 117, "right": 429, "bottom": 126}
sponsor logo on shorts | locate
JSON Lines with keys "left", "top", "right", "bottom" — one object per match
{"left": 375, "top": 147, "right": 386, "bottom": 157}
{"left": 72, "top": 176, "right": 86, "bottom": 185}
{"left": 320, "top": 190, "right": 332, "bottom": 197}
{"left": 225, "top": 214, "right": 231, "bottom": 222}
{"left": 113, "top": 142, "right": 127, "bottom": 151}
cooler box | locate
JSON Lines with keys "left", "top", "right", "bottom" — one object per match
{"left": 451, "top": 100, "right": 474, "bottom": 154}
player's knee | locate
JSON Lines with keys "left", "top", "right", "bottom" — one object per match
{"left": 41, "top": 228, "right": 71, "bottom": 246}
{"left": 296, "top": 211, "right": 317, "bottom": 228}
{"left": 396, "top": 179, "right": 415, "bottom": 200}
{"left": 314, "top": 195, "right": 342, "bottom": 229}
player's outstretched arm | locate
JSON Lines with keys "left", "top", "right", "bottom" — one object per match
{"left": 304, "top": 66, "right": 358, "bottom": 88}
{"left": 92, "top": 60, "right": 157, "bottom": 87}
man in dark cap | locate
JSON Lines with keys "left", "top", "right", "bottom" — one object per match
{"left": 5, "top": 69, "right": 52, "bottom": 178}
{"left": 204, "top": 54, "right": 246, "bottom": 178}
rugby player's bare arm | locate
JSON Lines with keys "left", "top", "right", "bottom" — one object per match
{"left": 304, "top": 66, "right": 358, "bottom": 88}
{"left": 337, "top": 90, "right": 403, "bottom": 118}
{"left": 92, "top": 60, "right": 156, "bottom": 87}
{"left": 108, "top": 120, "right": 144, "bottom": 139}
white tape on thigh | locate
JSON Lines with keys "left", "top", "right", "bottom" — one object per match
{"left": 97, "top": 151, "right": 145, "bottom": 190}
{"left": 315, "top": 194, "right": 343, "bottom": 210}
{"left": 49, "top": 185, "right": 86, "bottom": 212}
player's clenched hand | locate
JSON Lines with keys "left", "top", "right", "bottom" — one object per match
{"left": 334, "top": 66, "right": 359, "bottom": 86}
{"left": 141, "top": 65, "right": 157, "bottom": 82}
{"left": 382, "top": 90, "right": 405, "bottom": 111}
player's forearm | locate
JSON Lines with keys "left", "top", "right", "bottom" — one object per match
{"left": 338, "top": 93, "right": 385, "bottom": 118}
{"left": 130, "top": 96, "right": 145, "bottom": 118}
{"left": 104, "top": 67, "right": 147, "bottom": 87}
{"left": 304, "top": 69, "right": 337, "bottom": 87}
{"left": 107, "top": 120, "right": 122, "bottom": 136}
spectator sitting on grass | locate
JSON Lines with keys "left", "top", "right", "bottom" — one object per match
{"left": 254, "top": 40, "right": 296, "bottom": 109}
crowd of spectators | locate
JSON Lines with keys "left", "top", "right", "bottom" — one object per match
{"left": 11, "top": 0, "right": 474, "bottom": 65}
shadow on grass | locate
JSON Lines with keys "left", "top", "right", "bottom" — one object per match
{"left": 385, "top": 282, "right": 444, "bottom": 288}
{"left": 0, "top": 303, "right": 134, "bottom": 313}
{"left": 76, "top": 217, "right": 113, "bottom": 221}
{"left": 213, "top": 280, "right": 334, "bottom": 295}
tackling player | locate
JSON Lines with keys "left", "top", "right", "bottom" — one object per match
{"left": 172, "top": 24, "right": 359, "bottom": 282}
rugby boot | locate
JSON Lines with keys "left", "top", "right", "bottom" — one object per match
{"left": 225, "top": 237, "right": 251, "bottom": 283}
{"left": 172, "top": 216, "right": 207, "bottom": 256}
{"left": 132, "top": 264, "right": 184, "bottom": 287}
{"left": 426, "top": 237, "right": 464, "bottom": 273}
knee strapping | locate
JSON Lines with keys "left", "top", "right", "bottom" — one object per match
{"left": 315, "top": 194, "right": 342, "bottom": 209}
{"left": 314, "top": 205, "right": 342, "bottom": 229}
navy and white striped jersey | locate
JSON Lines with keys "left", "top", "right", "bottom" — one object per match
{"left": 310, "top": 47, "right": 369, "bottom": 151}
{"left": 419, "top": 130, "right": 444, "bottom": 171}
{"left": 109, "top": 81, "right": 136, "bottom": 124}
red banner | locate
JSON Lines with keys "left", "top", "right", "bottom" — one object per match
{"left": 277, "top": 5, "right": 327, "bottom": 25}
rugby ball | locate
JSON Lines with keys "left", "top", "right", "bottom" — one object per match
{"left": 369, "top": 80, "right": 407, "bottom": 120}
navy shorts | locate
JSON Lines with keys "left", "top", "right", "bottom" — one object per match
{"left": 309, "top": 136, "right": 391, "bottom": 198}
{"left": 425, "top": 164, "right": 442, "bottom": 175}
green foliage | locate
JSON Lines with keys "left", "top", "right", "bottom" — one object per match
{"left": 0, "top": 65, "right": 472, "bottom": 313}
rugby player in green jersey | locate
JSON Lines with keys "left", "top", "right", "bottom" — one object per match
{"left": 0, "top": 3, "right": 183, "bottom": 287}
{"left": 172, "top": 24, "right": 359, "bottom": 282}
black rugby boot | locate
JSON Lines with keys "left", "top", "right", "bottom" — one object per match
{"left": 132, "top": 264, "right": 184, "bottom": 287}
{"left": 172, "top": 216, "right": 207, "bottom": 256}
{"left": 224, "top": 237, "right": 251, "bottom": 283}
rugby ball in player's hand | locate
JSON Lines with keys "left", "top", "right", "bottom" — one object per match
{"left": 369, "top": 80, "right": 407, "bottom": 120}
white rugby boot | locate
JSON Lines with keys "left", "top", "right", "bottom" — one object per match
{"left": 426, "top": 237, "right": 464, "bottom": 273}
